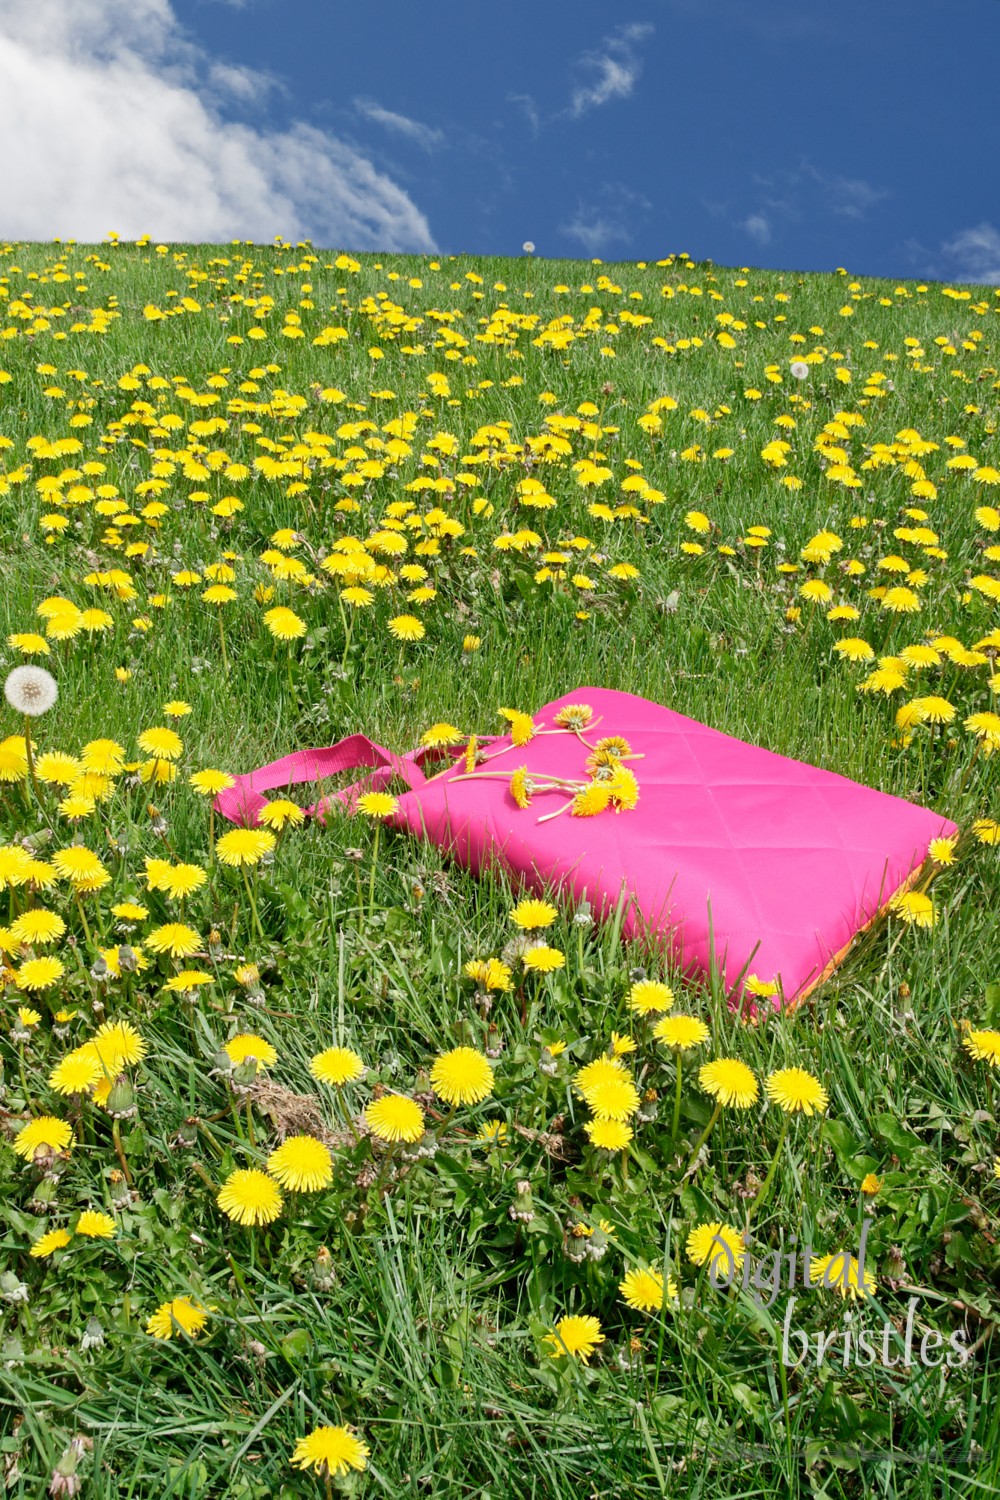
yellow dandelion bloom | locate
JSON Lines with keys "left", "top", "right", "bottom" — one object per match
{"left": 810, "top": 1252, "right": 877, "bottom": 1301}
{"left": 653, "top": 1015, "right": 710, "bottom": 1051}
{"left": 522, "top": 945, "right": 565, "bottom": 974}
{"left": 14, "top": 1115, "right": 73, "bottom": 1160}
{"left": 266, "top": 1135, "right": 333, "bottom": 1193}
{"left": 290, "top": 1426, "right": 369, "bottom": 1479}
{"left": 430, "top": 1046, "right": 495, "bottom": 1106}
{"left": 699, "top": 1058, "right": 759, "bottom": 1108}
{"left": 146, "top": 1297, "right": 211, "bottom": 1340}
{"left": 354, "top": 792, "right": 399, "bottom": 819}
{"left": 224, "top": 1033, "right": 277, "bottom": 1072}
{"left": 544, "top": 1314, "right": 605, "bottom": 1363}
{"left": 75, "top": 1210, "right": 117, "bottom": 1239}
{"left": 365, "top": 1094, "right": 425, "bottom": 1143}
{"left": 310, "top": 1047, "right": 365, "bottom": 1086}
{"left": 585, "top": 1117, "right": 634, "bottom": 1150}
{"left": 511, "top": 898, "right": 558, "bottom": 930}
{"left": 30, "top": 1228, "right": 72, "bottom": 1259}
{"left": 619, "top": 1266, "right": 677, "bottom": 1312}
{"left": 964, "top": 1029, "right": 1000, "bottom": 1067}
{"left": 215, "top": 828, "right": 275, "bottom": 867}
{"left": 765, "top": 1067, "right": 829, "bottom": 1116}
{"left": 628, "top": 979, "right": 674, "bottom": 1016}
{"left": 686, "top": 1222, "right": 745, "bottom": 1275}
{"left": 217, "top": 1168, "right": 283, "bottom": 1226}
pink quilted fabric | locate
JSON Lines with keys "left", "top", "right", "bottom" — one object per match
{"left": 215, "top": 687, "right": 956, "bottom": 1009}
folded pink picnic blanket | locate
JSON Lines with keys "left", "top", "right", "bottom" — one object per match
{"left": 215, "top": 687, "right": 956, "bottom": 1009}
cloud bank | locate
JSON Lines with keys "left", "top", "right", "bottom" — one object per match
{"left": 0, "top": 0, "right": 436, "bottom": 250}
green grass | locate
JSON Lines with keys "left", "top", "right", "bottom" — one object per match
{"left": 1, "top": 236, "right": 1000, "bottom": 1497}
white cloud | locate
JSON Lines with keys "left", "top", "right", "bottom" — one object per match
{"left": 353, "top": 97, "right": 444, "bottom": 152}
{"left": 743, "top": 214, "right": 772, "bottom": 245}
{"left": 506, "top": 91, "right": 540, "bottom": 133}
{"left": 561, "top": 214, "right": 633, "bottom": 255}
{"left": 559, "top": 182, "right": 651, "bottom": 255}
{"left": 568, "top": 22, "right": 653, "bottom": 118}
{"left": 0, "top": 0, "right": 436, "bottom": 251}
{"left": 941, "top": 223, "right": 1000, "bottom": 286}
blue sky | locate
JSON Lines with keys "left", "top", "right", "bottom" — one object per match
{"left": 2, "top": 0, "right": 999, "bottom": 282}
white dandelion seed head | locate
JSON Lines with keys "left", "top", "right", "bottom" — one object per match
{"left": 4, "top": 665, "right": 58, "bottom": 717}
{"left": 522, "top": 241, "right": 536, "bottom": 254}
{"left": 789, "top": 360, "right": 810, "bottom": 380}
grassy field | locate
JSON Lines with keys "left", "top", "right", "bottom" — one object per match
{"left": 1, "top": 234, "right": 1000, "bottom": 1498}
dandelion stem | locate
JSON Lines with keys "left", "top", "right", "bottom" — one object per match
{"left": 218, "top": 615, "right": 230, "bottom": 677}
{"left": 22, "top": 714, "right": 44, "bottom": 806}
{"left": 242, "top": 866, "right": 264, "bottom": 942}
{"left": 75, "top": 892, "right": 93, "bottom": 948}
{"left": 748, "top": 1112, "right": 790, "bottom": 1218}
{"left": 537, "top": 799, "right": 574, "bottom": 825}
{"left": 111, "top": 1118, "right": 134, "bottom": 1187}
{"left": 246, "top": 1099, "right": 256, "bottom": 1149}
{"left": 368, "top": 821, "right": 381, "bottom": 919}
{"left": 671, "top": 1054, "right": 684, "bottom": 1142}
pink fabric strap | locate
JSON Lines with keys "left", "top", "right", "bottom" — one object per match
{"left": 213, "top": 734, "right": 429, "bottom": 828}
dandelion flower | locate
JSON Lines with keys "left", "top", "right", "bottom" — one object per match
{"left": 15, "top": 955, "right": 65, "bottom": 991}
{"left": 52, "top": 845, "right": 109, "bottom": 888}
{"left": 544, "top": 1314, "right": 605, "bottom": 1363}
{"left": 522, "top": 945, "right": 565, "bottom": 973}
{"left": 574, "top": 1056, "right": 626, "bottom": 1096}
{"left": 619, "top": 1266, "right": 677, "bottom": 1312}
{"left": 216, "top": 828, "right": 275, "bottom": 867}
{"left": 354, "top": 792, "right": 398, "bottom": 819}
{"left": 430, "top": 1046, "right": 495, "bottom": 1106}
{"left": 290, "top": 1426, "right": 369, "bottom": 1479}
{"left": 365, "top": 1094, "right": 425, "bottom": 1143}
{"left": 14, "top": 1115, "right": 73, "bottom": 1160}
{"left": 224, "top": 1033, "right": 277, "bottom": 1071}
{"left": 765, "top": 1067, "right": 829, "bottom": 1116}
{"left": 258, "top": 798, "right": 305, "bottom": 831}
{"left": 584, "top": 1074, "right": 641, "bottom": 1121}
{"left": 189, "top": 768, "right": 235, "bottom": 796}
{"left": 217, "top": 1168, "right": 283, "bottom": 1226}
{"left": 699, "top": 1058, "right": 759, "bottom": 1108}
{"left": 464, "top": 957, "right": 513, "bottom": 992}
{"left": 80, "top": 739, "right": 125, "bottom": 775}
{"left": 511, "top": 898, "right": 557, "bottom": 930}
{"left": 964, "top": 1029, "right": 1000, "bottom": 1066}
{"left": 91, "top": 1020, "right": 146, "bottom": 1070}
{"left": 30, "top": 1228, "right": 72, "bottom": 1259}
{"left": 145, "top": 922, "right": 202, "bottom": 958}
{"left": 137, "top": 727, "right": 183, "bottom": 761}
{"left": 628, "top": 979, "right": 674, "bottom": 1016}
{"left": 686, "top": 1222, "right": 745, "bottom": 1274}
{"left": 585, "top": 1117, "right": 633, "bottom": 1150}
{"left": 861, "top": 1173, "right": 882, "bottom": 1195}
{"left": 263, "top": 606, "right": 306, "bottom": 641}
{"left": 387, "top": 613, "right": 425, "bottom": 642}
{"left": 810, "top": 1252, "right": 876, "bottom": 1300}
{"left": 888, "top": 890, "right": 936, "bottom": 927}
{"left": 928, "top": 836, "right": 957, "bottom": 865}
{"left": 75, "top": 1210, "right": 116, "bottom": 1239}
{"left": 419, "top": 722, "right": 464, "bottom": 748}
{"left": 146, "top": 1297, "right": 210, "bottom": 1340}
{"left": 48, "top": 1050, "right": 102, "bottom": 1095}
{"left": 267, "top": 1135, "right": 333, "bottom": 1192}
{"left": 146, "top": 859, "right": 206, "bottom": 899}
{"left": 310, "top": 1047, "right": 365, "bottom": 1086}
{"left": 653, "top": 1015, "right": 710, "bottom": 1050}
